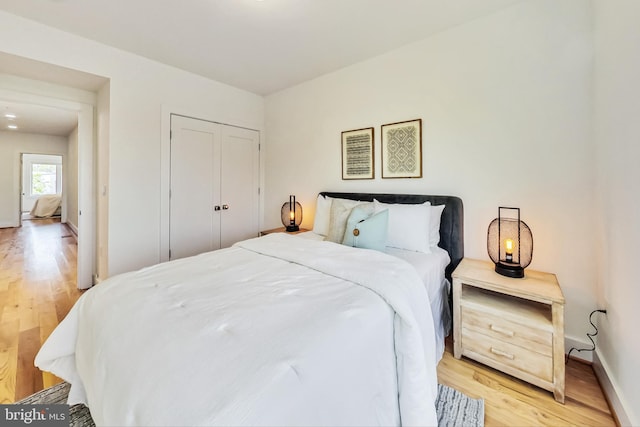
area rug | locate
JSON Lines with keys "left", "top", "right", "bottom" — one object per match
{"left": 15, "top": 382, "right": 94, "bottom": 427}
{"left": 16, "top": 382, "right": 484, "bottom": 427}
{"left": 436, "top": 384, "right": 485, "bottom": 427}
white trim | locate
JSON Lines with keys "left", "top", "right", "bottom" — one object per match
{"left": 65, "top": 220, "right": 78, "bottom": 237}
{"left": 593, "top": 349, "right": 635, "bottom": 427}
{"left": 75, "top": 104, "right": 95, "bottom": 289}
{"left": 564, "top": 334, "right": 594, "bottom": 363}
{"left": 159, "top": 105, "right": 171, "bottom": 263}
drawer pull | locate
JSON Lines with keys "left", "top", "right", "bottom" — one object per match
{"left": 490, "top": 324, "right": 515, "bottom": 337}
{"left": 490, "top": 347, "right": 515, "bottom": 360}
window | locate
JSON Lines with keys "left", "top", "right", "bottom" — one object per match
{"left": 31, "top": 163, "right": 58, "bottom": 195}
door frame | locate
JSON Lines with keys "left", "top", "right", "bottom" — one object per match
{"left": 18, "top": 154, "right": 23, "bottom": 228}
{"left": 20, "top": 153, "right": 64, "bottom": 219}
{"left": 1, "top": 87, "right": 96, "bottom": 289}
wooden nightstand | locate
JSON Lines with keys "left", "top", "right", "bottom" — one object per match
{"left": 452, "top": 258, "right": 565, "bottom": 403}
{"left": 260, "top": 227, "right": 310, "bottom": 236}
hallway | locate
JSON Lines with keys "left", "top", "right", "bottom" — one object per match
{"left": 0, "top": 218, "right": 83, "bottom": 403}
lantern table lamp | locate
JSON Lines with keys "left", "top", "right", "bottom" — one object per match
{"left": 487, "top": 207, "right": 533, "bottom": 278}
{"left": 281, "top": 195, "right": 302, "bottom": 232}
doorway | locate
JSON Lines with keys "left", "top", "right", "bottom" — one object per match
{"left": 0, "top": 94, "right": 96, "bottom": 290}
{"left": 21, "top": 153, "right": 64, "bottom": 221}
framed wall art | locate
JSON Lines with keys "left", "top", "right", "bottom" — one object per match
{"left": 381, "top": 119, "right": 422, "bottom": 179}
{"left": 341, "top": 127, "right": 374, "bottom": 180}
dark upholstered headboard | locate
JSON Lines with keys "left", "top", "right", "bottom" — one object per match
{"left": 319, "top": 192, "right": 464, "bottom": 282}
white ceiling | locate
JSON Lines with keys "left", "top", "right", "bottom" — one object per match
{"left": 0, "top": 0, "right": 520, "bottom": 136}
{"left": 0, "top": 99, "right": 78, "bottom": 137}
{"left": 0, "top": 0, "right": 520, "bottom": 96}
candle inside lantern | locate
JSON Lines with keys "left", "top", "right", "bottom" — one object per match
{"left": 505, "top": 239, "right": 514, "bottom": 262}
{"left": 289, "top": 195, "right": 296, "bottom": 225}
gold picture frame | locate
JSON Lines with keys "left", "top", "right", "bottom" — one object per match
{"left": 341, "top": 127, "right": 374, "bottom": 180}
{"left": 381, "top": 119, "right": 422, "bottom": 179}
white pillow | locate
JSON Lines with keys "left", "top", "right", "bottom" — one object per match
{"left": 324, "top": 199, "right": 371, "bottom": 243}
{"left": 430, "top": 204, "right": 445, "bottom": 247}
{"left": 373, "top": 199, "right": 431, "bottom": 253}
{"left": 312, "top": 195, "right": 333, "bottom": 236}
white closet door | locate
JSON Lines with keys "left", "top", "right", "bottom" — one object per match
{"left": 220, "top": 125, "right": 260, "bottom": 248}
{"left": 170, "top": 115, "right": 221, "bottom": 260}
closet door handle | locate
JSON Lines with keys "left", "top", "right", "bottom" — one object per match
{"left": 222, "top": 204, "right": 229, "bottom": 210}
{"left": 214, "top": 205, "right": 221, "bottom": 211}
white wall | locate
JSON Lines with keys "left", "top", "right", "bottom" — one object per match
{"left": 593, "top": 1, "right": 640, "bottom": 424}
{"left": 266, "top": 0, "right": 595, "bottom": 346}
{"left": 0, "top": 10, "right": 265, "bottom": 276}
{"left": 0, "top": 131, "right": 68, "bottom": 227}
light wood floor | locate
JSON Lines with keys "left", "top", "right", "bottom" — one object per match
{"left": 437, "top": 338, "right": 617, "bottom": 426}
{"left": 0, "top": 218, "right": 83, "bottom": 403}
{"left": 0, "top": 220, "right": 618, "bottom": 426}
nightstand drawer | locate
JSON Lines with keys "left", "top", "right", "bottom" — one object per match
{"left": 462, "top": 327, "right": 553, "bottom": 382}
{"left": 461, "top": 305, "right": 552, "bottom": 356}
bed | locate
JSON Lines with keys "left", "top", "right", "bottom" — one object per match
{"left": 30, "top": 194, "right": 62, "bottom": 218}
{"left": 312, "top": 192, "right": 463, "bottom": 359}
{"left": 35, "top": 192, "right": 463, "bottom": 427}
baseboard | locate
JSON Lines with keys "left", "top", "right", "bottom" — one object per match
{"left": 65, "top": 221, "right": 78, "bottom": 236}
{"left": 565, "top": 335, "right": 594, "bottom": 363}
{"left": 593, "top": 349, "right": 634, "bottom": 427}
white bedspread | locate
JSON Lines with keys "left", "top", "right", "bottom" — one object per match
{"left": 298, "top": 231, "right": 451, "bottom": 358}
{"left": 35, "top": 234, "right": 438, "bottom": 426}
{"left": 387, "top": 246, "right": 451, "bottom": 358}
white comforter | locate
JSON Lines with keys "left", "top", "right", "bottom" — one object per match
{"left": 35, "top": 233, "right": 438, "bottom": 426}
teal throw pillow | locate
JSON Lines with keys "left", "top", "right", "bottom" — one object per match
{"left": 342, "top": 207, "right": 389, "bottom": 252}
